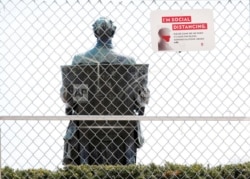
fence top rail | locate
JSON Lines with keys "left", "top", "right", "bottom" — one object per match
{"left": 0, "top": 116, "right": 249, "bottom": 121}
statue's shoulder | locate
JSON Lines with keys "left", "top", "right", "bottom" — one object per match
{"left": 72, "top": 51, "right": 98, "bottom": 65}
{"left": 72, "top": 53, "right": 85, "bottom": 65}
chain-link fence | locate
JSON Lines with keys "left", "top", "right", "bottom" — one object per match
{"left": 0, "top": 0, "right": 250, "bottom": 178}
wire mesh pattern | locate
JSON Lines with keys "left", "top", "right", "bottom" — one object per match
{"left": 0, "top": 0, "right": 250, "bottom": 178}
{"left": 0, "top": 0, "right": 249, "bottom": 116}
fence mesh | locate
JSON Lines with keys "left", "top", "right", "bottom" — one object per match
{"left": 0, "top": 0, "right": 250, "bottom": 178}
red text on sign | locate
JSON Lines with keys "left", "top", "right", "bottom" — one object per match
{"left": 172, "top": 23, "right": 208, "bottom": 30}
{"left": 162, "top": 16, "right": 192, "bottom": 23}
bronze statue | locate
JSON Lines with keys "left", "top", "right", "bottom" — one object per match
{"left": 61, "top": 17, "right": 149, "bottom": 165}
{"left": 72, "top": 17, "right": 135, "bottom": 65}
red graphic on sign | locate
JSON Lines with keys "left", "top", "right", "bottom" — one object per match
{"left": 158, "top": 28, "right": 173, "bottom": 51}
{"left": 162, "top": 35, "right": 171, "bottom": 42}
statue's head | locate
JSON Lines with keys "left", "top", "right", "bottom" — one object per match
{"left": 92, "top": 17, "right": 117, "bottom": 40}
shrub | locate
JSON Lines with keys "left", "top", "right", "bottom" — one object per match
{"left": 1, "top": 162, "right": 250, "bottom": 179}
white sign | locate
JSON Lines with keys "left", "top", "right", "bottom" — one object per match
{"left": 150, "top": 9, "right": 215, "bottom": 52}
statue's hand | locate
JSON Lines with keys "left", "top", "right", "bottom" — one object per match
{"left": 60, "top": 86, "right": 75, "bottom": 115}
{"left": 60, "top": 86, "right": 68, "bottom": 103}
{"left": 137, "top": 85, "right": 150, "bottom": 107}
{"left": 133, "top": 84, "right": 150, "bottom": 115}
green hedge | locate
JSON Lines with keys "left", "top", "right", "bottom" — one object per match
{"left": 1, "top": 162, "right": 250, "bottom": 179}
